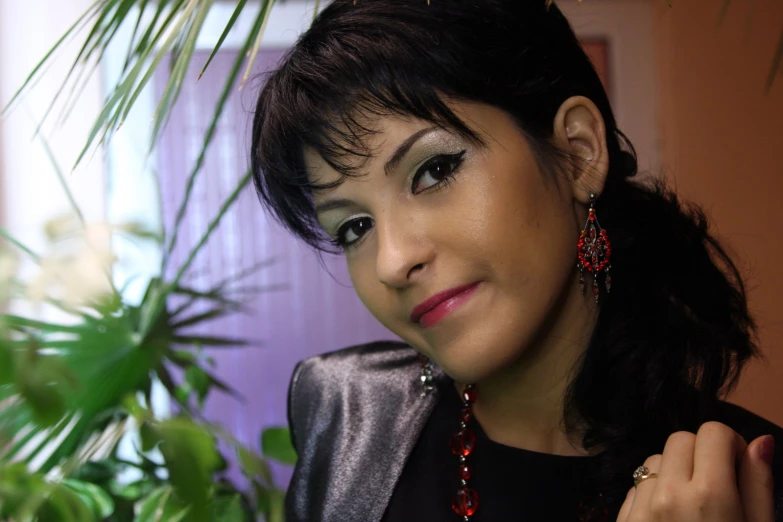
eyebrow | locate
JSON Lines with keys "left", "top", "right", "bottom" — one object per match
{"left": 314, "top": 198, "right": 355, "bottom": 215}
{"left": 383, "top": 125, "right": 439, "bottom": 176}
{"left": 314, "top": 126, "right": 440, "bottom": 216}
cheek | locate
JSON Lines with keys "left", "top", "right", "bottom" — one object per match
{"left": 465, "top": 168, "right": 577, "bottom": 294}
{"left": 346, "top": 254, "right": 375, "bottom": 309}
{"left": 345, "top": 252, "right": 396, "bottom": 328}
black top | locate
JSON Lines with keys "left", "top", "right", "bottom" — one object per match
{"left": 382, "top": 383, "right": 783, "bottom": 522}
{"left": 382, "top": 385, "right": 604, "bottom": 522}
{"left": 284, "top": 342, "right": 783, "bottom": 522}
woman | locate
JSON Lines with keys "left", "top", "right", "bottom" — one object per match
{"left": 250, "top": 0, "right": 783, "bottom": 520}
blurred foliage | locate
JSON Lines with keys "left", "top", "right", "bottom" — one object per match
{"left": 0, "top": 204, "right": 294, "bottom": 522}
{"left": 0, "top": 1, "right": 294, "bottom": 518}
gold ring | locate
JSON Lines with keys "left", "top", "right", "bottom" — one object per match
{"left": 632, "top": 465, "right": 659, "bottom": 487}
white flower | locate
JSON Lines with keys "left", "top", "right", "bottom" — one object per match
{"left": 43, "top": 214, "right": 82, "bottom": 242}
{"left": 24, "top": 219, "right": 118, "bottom": 308}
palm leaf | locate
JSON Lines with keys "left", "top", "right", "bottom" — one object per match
{"left": 0, "top": 227, "right": 42, "bottom": 263}
{"left": 198, "top": 0, "right": 249, "bottom": 81}
{"left": 161, "top": 3, "right": 273, "bottom": 271}
{"left": 240, "top": 0, "right": 276, "bottom": 89}
{"left": 766, "top": 27, "right": 783, "bottom": 93}
{"left": 148, "top": 0, "right": 216, "bottom": 147}
{"left": 0, "top": 0, "right": 103, "bottom": 117}
{"left": 74, "top": 1, "right": 198, "bottom": 168}
{"left": 716, "top": 0, "right": 732, "bottom": 30}
{"left": 313, "top": 0, "right": 321, "bottom": 22}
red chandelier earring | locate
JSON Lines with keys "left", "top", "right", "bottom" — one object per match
{"left": 577, "top": 193, "right": 612, "bottom": 303}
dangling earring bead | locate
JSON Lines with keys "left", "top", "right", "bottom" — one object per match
{"left": 418, "top": 354, "right": 435, "bottom": 396}
{"left": 577, "top": 193, "right": 613, "bottom": 303}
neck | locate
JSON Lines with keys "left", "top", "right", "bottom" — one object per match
{"left": 461, "top": 285, "right": 598, "bottom": 457}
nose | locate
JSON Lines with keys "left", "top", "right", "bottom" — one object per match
{"left": 375, "top": 213, "right": 433, "bottom": 289}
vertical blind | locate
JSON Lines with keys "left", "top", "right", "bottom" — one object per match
{"left": 156, "top": 49, "right": 396, "bottom": 485}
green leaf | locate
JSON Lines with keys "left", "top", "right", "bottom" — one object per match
{"left": 154, "top": 418, "right": 221, "bottom": 522}
{"left": 212, "top": 494, "right": 247, "bottom": 522}
{"left": 0, "top": 226, "right": 41, "bottom": 262}
{"left": 15, "top": 347, "right": 72, "bottom": 426}
{"left": 0, "top": 0, "right": 102, "bottom": 116}
{"left": 170, "top": 306, "right": 237, "bottom": 329}
{"left": 1, "top": 314, "right": 86, "bottom": 334}
{"left": 62, "top": 478, "right": 115, "bottom": 519}
{"left": 313, "top": 0, "right": 321, "bottom": 22}
{"left": 160, "top": 0, "right": 271, "bottom": 273}
{"left": 252, "top": 480, "right": 271, "bottom": 515}
{"left": 0, "top": 342, "right": 14, "bottom": 384}
{"left": 198, "top": 0, "right": 249, "bottom": 81}
{"left": 266, "top": 489, "right": 285, "bottom": 522}
{"left": 174, "top": 383, "right": 191, "bottom": 406}
{"left": 240, "top": 0, "right": 276, "bottom": 90}
{"left": 139, "top": 421, "right": 162, "bottom": 453}
{"left": 148, "top": 0, "right": 216, "bottom": 147}
{"left": 171, "top": 335, "right": 250, "bottom": 348}
{"left": 133, "top": 486, "right": 189, "bottom": 522}
{"left": 260, "top": 427, "right": 297, "bottom": 466}
{"left": 133, "top": 486, "right": 168, "bottom": 522}
{"left": 766, "top": 27, "right": 783, "bottom": 93}
{"left": 236, "top": 445, "right": 273, "bottom": 484}
{"left": 71, "top": 459, "right": 117, "bottom": 484}
{"left": 0, "top": 461, "right": 47, "bottom": 518}
{"left": 184, "top": 365, "right": 209, "bottom": 407}
{"left": 715, "top": 0, "right": 732, "bottom": 30}
{"left": 37, "top": 133, "right": 85, "bottom": 227}
{"left": 110, "top": 478, "right": 156, "bottom": 501}
{"left": 167, "top": 171, "right": 253, "bottom": 297}
{"left": 74, "top": 0, "right": 193, "bottom": 168}
{"left": 38, "top": 482, "right": 96, "bottom": 522}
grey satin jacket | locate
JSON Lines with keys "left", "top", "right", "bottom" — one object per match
{"left": 284, "top": 341, "right": 783, "bottom": 522}
{"left": 284, "top": 341, "right": 443, "bottom": 522}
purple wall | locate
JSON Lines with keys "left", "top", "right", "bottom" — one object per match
{"left": 156, "top": 50, "right": 397, "bottom": 486}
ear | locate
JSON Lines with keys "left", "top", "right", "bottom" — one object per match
{"left": 552, "top": 96, "right": 610, "bottom": 204}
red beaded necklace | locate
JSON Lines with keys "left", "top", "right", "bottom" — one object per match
{"left": 450, "top": 384, "right": 479, "bottom": 520}
{"left": 447, "top": 384, "right": 609, "bottom": 522}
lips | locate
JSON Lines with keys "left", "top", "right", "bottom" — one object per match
{"left": 410, "top": 282, "right": 481, "bottom": 327}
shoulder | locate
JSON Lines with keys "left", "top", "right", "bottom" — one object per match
{"left": 710, "top": 400, "right": 783, "bottom": 443}
{"left": 286, "top": 340, "right": 421, "bottom": 448}
{"left": 284, "top": 341, "right": 445, "bottom": 521}
{"left": 710, "top": 401, "right": 783, "bottom": 520}
{"left": 288, "top": 339, "right": 420, "bottom": 408}
{"left": 290, "top": 339, "right": 419, "bottom": 387}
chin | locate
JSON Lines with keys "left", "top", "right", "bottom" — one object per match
{"left": 430, "top": 340, "right": 518, "bottom": 386}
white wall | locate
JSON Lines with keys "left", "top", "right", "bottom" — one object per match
{"left": 0, "top": 0, "right": 107, "bottom": 264}
{"left": 559, "top": 0, "right": 660, "bottom": 175}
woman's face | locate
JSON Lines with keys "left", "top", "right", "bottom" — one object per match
{"left": 306, "top": 100, "right": 598, "bottom": 384}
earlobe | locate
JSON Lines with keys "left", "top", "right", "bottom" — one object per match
{"left": 552, "top": 96, "right": 610, "bottom": 204}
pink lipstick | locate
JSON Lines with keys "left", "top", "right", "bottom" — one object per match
{"left": 410, "top": 282, "right": 481, "bottom": 328}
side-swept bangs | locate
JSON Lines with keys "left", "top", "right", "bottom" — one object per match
{"left": 251, "top": 0, "right": 614, "bottom": 251}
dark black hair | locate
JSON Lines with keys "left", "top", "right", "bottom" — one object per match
{"left": 250, "top": 0, "right": 757, "bottom": 516}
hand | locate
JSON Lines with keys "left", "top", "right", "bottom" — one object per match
{"left": 616, "top": 422, "right": 775, "bottom": 522}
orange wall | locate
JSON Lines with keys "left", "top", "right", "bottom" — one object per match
{"left": 655, "top": 0, "right": 783, "bottom": 426}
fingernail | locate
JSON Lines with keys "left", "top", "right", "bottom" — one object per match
{"left": 760, "top": 435, "right": 775, "bottom": 465}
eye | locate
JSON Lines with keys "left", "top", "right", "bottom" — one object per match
{"left": 412, "top": 151, "right": 466, "bottom": 195}
{"left": 334, "top": 216, "right": 374, "bottom": 249}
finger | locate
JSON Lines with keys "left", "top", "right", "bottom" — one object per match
{"left": 693, "top": 421, "right": 747, "bottom": 486}
{"left": 659, "top": 431, "right": 696, "bottom": 481}
{"left": 616, "top": 487, "right": 635, "bottom": 522}
{"left": 739, "top": 435, "right": 775, "bottom": 522}
{"left": 628, "top": 454, "right": 662, "bottom": 519}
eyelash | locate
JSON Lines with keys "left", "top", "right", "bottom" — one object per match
{"left": 331, "top": 150, "right": 467, "bottom": 250}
